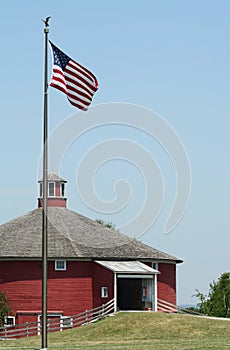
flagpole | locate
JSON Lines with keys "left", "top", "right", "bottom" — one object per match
{"left": 42, "top": 16, "right": 50, "bottom": 350}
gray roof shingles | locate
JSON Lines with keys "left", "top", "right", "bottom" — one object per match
{"left": 0, "top": 207, "right": 182, "bottom": 263}
{"left": 38, "top": 173, "right": 67, "bottom": 183}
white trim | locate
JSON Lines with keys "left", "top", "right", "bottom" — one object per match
{"left": 101, "top": 286, "right": 108, "bottom": 298}
{"left": 118, "top": 274, "right": 153, "bottom": 279}
{"left": 55, "top": 260, "right": 67, "bottom": 271}
{"left": 152, "top": 262, "right": 158, "bottom": 270}
{"left": 154, "top": 269, "right": 158, "bottom": 311}
{"left": 48, "top": 182, "right": 55, "bottom": 197}
{"left": 60, "top": 316, "right": 73, "bottom": 330}
{"left": 116, "top": 273, "right": 157, "bottom": 312}
{"left": 151, "top": 262, "right": 158, "bottom": 311}
{"left": 114, "top": 273, "right": 117, "bottom": 312}
{"left": 37, "top": 313, "right": 62, "bottom": 335}
{"left": 96, "top": 260, "right": 159, "bottom": 274}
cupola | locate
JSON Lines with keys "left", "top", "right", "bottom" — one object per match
{"left": 38, "top": 173, "right": 67, "bottom": 208}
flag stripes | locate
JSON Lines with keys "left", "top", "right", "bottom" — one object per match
{"left": 49, "top": 42, "right": 98, "bottom": 110}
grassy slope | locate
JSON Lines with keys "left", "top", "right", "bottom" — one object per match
{"left": 0, "top": 312, "right": 229, "bottom": 350}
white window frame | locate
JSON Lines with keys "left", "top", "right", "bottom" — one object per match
{"left": 101, "top": 286, "right": 108, "bottom": 298}
{"left": 4, "top": 316, "right": 15, "bottom": 327}
{"left": 60, "top": 316, "right": 73, "bottom": 330}
{"left": 37, "top": 313, "right": 62, "bottom": 336}
{"left": 55, "top": 260, "right": 67, "bottom": 271}
{"left": 48, "top": 182, "right": 55, "bottom": 197}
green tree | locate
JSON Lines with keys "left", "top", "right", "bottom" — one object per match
{"left": 95, "top": 219, "right": 118, "bottom": 231}
{"left": 195, "top": 272, "right": 230, "bottom": 318}
{"left": 0, "top": 291, "right": 12, "bottom": 326}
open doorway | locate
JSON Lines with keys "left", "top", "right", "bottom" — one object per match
{"left": 118, "top": 278, "right": 143, "bottom": 310}
{"left": 117, "top": 277, "right": 154, "bottom": 311}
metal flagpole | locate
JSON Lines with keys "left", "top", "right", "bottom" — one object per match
{"left": 42, "top": 16, "right": 50, "bottom": 350}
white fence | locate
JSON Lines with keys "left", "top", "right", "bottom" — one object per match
{"left": 157, "top": 298, "right": 203, "bottom": 316}
{"left": 157, "top": 298, "right": 177, "bottom": 312}
{"left": 0, "top": 298, "right": 115, "bottom": 340}
{"left": 0, "top": 298, "right": 204, "bottom": 340}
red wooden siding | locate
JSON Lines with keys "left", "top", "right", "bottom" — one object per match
{"left": 37, "top": 178, "right": 67, "bottom": 208}
{"left": 0, "top": 260, "right": 93, "bottom": 323}
{"left": 17, "top": 313, "right": 39, "bottom": 325}
{"left": 38, "top": 198, "right": 67, "bottom": 208}
{"left": 55, "top": 181, "right": 60, "bottom": 196}
{"left": 48, "top": 260, "right": 93, "bottom": 315}
{"left": 0, "top": 261, "right": 42, "bottom": 313}
{"left": 0, "top": 259, "right": 178, "bottom": 324}
{"left": 92, "top": 263, "right": 114, "bottom": 308}
{"left": 157, "top": 263, "right": 176, "bottom": 306}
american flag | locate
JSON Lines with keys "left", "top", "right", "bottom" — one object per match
{"left": 49, "top": 42, "right": 98, "bottom": 110}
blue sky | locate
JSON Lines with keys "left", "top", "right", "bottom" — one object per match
{"left": 0, "top": 1, "right": 229, "bottom": 305}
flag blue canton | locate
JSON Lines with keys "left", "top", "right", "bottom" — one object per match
{"left": 52, "top": 45, "right": 70, "bottom": 70}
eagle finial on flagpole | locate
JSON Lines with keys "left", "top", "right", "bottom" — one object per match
{"left": 42, "top": 16, "right": 51, "bottom": 28}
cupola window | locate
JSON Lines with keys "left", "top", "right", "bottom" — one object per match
{"left": 39, "top": 183, "right": 43, "bottom": 197}
{"left": 37, "top": 173, "right": 67, "bottom": 208}
{"left": 60, "top": 182, "right": 65, "bottom": 197}
{"left": 48, "top": 182, "right": 55, "bottom": 197}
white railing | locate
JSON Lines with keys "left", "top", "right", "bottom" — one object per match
{"left": 0, "top": 298, "right": 115, "bottom": 340}
{"left": 157, "top": 298, "right": 203, "bottom": 316}
{"left": 157, "top": 298, "right": 177, "bottom": 312}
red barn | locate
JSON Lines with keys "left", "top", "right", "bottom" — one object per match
{"left": 0, "top": 174, "right": 182, "bottom": 327}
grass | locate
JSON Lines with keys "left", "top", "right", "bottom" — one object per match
{"left": 0, "top": 312, "right": 230, "bottom": 350}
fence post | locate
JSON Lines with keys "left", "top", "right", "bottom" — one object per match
{"left": 4, "top": 326, "right": 7, "bottom": 339}
{"left": 85, "top": 310, "right": 88, "bottom": 324}
{"left": 26, "top": 322, "right": 29, "bottom": 337}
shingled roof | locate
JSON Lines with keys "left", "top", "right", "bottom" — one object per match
{"left": 38, "top": 173, "right": 67, "bottom": 183}
{"left": 0, "top": 207, "right": 182, "bottom": 263}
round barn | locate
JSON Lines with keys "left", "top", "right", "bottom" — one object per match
{"left": 0, "top": 173, "right": 182, "bottom": 327}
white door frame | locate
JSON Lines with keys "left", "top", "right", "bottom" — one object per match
{"left": 115, "top": 273, "right": 157, "bottom": 311}
{"left": 37, "top": 313, "right": 63, "bottom": 335}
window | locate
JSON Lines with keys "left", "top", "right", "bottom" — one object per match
{"left": 4, "top": 316, "right": 15, "bottom": 327}
{"left": 61, "top": 316, "right": 73, "bottom": 329}
{"left": 142, "top": 279, "right": 153, "bottom": 303}
{"left": 55, "top": 260, "right": 67, "bottom": 271}
{"left": 39, "top": 183, "right": 43, "bottom": 197}
{"left": 152, "top": 262, "right": 158, "bottom": 270}
{"left": 101, "top": 287, "right": 108, "bottom": 298}
{"left": 48, "top": 182, "right": 55, "bottom": 197}
{"left": 60, "top": 182, "right": 65, "bottom": 197}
